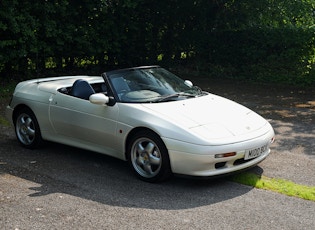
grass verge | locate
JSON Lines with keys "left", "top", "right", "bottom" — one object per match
{"left": 231, "top": 172, "right": 315, "bottom": 202}
{"left": 0, "top": 115, "right": 10, "bottom": 126}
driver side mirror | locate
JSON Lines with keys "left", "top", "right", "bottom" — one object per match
{"left": 89, "top": 93, "right": 110, "bottom": 105}
{"left": 184, "top": 80, "right": 193, "bottom": 88}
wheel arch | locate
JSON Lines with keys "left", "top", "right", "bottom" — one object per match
{"left": 12, "top": 104, "right": 34, "bottom": 124}
{"left": 12, "top": 104, "right": 42, "bottom": 132}
{"left": 12, "top": 103, "right": 44, "bottom": 148}
{"left": 124, "top": 126, "right": 173, "bottom": 182}
{"left": 124, "top": 127, "right": 162, "bottom": 160}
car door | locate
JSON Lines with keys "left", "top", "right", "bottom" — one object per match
{"left": 48, "top": 92, "right": 120, "bottom": 156}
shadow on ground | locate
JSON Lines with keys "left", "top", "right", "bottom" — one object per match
{"left": 0, "top": 135, "right": 256, "bottom": 210}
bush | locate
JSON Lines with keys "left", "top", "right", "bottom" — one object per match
{"left": 201, "top": 27, "right": 315, "bottom": 85}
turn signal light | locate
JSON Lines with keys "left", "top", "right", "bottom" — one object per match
{"left": 215, "top": 152, "right": 236, "bottom": 158}
{"left": 271, "top": 137, "right": 275, "bottom": 144}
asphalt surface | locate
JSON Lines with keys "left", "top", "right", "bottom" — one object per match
{"left": 0, "top": 79, "right": 314, "bottom": 229}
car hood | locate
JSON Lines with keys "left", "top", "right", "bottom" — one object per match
{"left": 141, "top": 94, "right": 269, "bottom": 142}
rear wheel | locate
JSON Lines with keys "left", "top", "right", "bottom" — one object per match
{"left": 127, "top": 130, "right": 172, "bottom": 182}
{"left": 14, "top": 108, "right": 42, "bottom": 149}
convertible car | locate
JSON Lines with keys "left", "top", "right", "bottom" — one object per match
{"left": 6, "top": 66, "right": 275, "bottom": 182}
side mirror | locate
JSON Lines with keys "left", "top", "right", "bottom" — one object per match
{"left": 89, "top": 93, "right": 109, "bottom": 105}
{"left": 184, "top": 80, "right": 193, "bottom": 88}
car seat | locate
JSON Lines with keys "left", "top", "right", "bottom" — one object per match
{"left": 70, "top": 79, "right": 95, "bottom": 100}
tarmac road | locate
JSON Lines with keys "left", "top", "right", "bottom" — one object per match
{"left": 0, "top": 79, "right": 314, "bottom": 229}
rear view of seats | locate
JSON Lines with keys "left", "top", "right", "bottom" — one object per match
{"left": 70, "top": 79, "right": 95, "bottom": 100}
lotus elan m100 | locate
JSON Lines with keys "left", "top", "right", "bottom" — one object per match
{"left": 6, "top": 66, "right": 275, "bottom": 182}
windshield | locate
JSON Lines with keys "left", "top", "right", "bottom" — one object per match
{"left": 105, "top": 66, "right": 206, "bottom": 103}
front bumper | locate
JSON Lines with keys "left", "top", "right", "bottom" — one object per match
{"left": 5, "top": 105, "right": 14, "bottom": 126}
{"left": 163, "top": 128, "right": 275, "bottom": 177}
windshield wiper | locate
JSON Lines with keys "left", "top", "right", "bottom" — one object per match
{"left": 153, "top": 92, "right": 196, "bottom": 102}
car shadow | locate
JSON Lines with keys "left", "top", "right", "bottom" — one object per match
{"left": 0, "top": 137, "right": 260, "bottom": 210}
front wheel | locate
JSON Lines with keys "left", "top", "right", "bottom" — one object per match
{"left": 14, "top": 108, "right": 42, "bottom": 149}
{"left": 127, "top": 130, "right": 172, "bottom": 182}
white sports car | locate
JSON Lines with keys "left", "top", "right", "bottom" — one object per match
{"left": 6, "top": 66, "right": 275, "bottom": 182}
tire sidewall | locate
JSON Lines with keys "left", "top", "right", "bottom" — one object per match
{"left": 14, "top": 108, "right": 42, "bottom": 149}
{"left": 127, "top": 130, "right": 172, "bottom": 182}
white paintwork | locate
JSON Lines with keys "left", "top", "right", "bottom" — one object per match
{"left": 6, "top": 73, "right": 275, "bottom": 177}
{"left": 89, "top": 93, "right": 109, "bottom": 105}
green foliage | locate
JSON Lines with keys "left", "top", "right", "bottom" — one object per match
{"left": 0, "top": 80, "right": 16, "bottom": 98}
{"left": 220, "top": 0, "right": 315, "bottom": 29}
{"left": 0, "top": 0, "right": 315, "bottom": 85}
{"left": 204, "top": 27, "right": 315, "bottom": 84}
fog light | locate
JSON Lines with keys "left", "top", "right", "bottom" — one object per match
{"left": 215, "top": 152, "right": 236, "bottom": 158}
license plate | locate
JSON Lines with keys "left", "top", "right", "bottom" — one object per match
{"left": 244, "top": 144, "right": 268, "bottom": 160}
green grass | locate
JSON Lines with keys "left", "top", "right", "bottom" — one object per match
{"left": 0, "top": 115, "right": 10, "bottom": 126}
{"left": 231, "top": 172, "right": 315, "bottom": 201}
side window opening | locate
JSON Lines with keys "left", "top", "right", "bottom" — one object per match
{"left": 58, "top": 83, "right": 107, "bottom": 96}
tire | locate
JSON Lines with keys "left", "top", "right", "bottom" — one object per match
{"left": 127, "top": 130, "right": 172, "bottom": 182}
{"left": 14, "top": 108, "right": 42, "bottom": 149}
